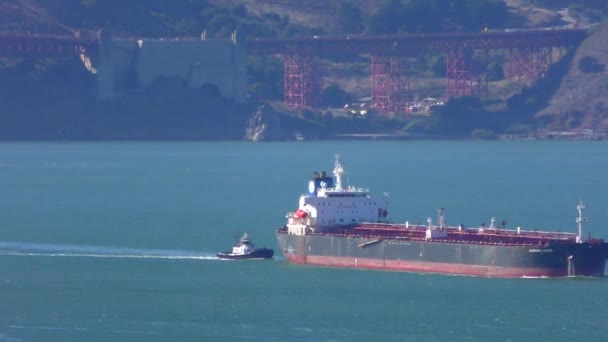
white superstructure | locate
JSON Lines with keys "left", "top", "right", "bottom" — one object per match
{"left": 286, "top": 155, "right": 390, "bottom": 235}
{"left": 231, "top": 233, "right": 255, "bottom": 254}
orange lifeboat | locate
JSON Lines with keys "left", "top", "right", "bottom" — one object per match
{"left": 295, "top": 209, "right": 308, "bottom": 218}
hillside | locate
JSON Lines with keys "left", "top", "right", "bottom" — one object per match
{"left": 222, "top": 0, "right": 608, "bottom": 133}
{"left": 2, "top": 0, "right": 607, "bottom": 140}
{"left": 536, "top": 23, "right": 608, "bottom": 131}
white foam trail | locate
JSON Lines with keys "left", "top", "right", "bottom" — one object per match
{"left": 7, "top": 325, "right": 165, "bottom": 336}
{"left": 0, "top": 241, "right": 218, "bottom": 261}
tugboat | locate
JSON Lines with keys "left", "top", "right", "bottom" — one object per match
{"left": 217, "top": 233, "right": 274, "bottom": 260}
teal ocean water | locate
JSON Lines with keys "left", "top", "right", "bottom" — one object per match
{"left": 0, "top": 141, "right": 607, "bottom": 341}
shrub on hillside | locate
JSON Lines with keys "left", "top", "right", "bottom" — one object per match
{"left": 578, "top": 56, "right": 605, "bottom": 73}
{"left": 335, "top": 2, "right": 364, "bottom": 34}
{"left": 321, "top": 84, "right": 353, "bottom": 107}
{"left": 487, "top": 61, "right": 504, "bottom": 81}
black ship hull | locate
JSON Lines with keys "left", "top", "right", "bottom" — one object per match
{"left": 216, "top": 248, "right": 274, "bottom": 260}
{"left": 276, "top": 231, "right": 608, "bottom": 277}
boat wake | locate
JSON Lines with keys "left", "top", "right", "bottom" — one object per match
{"left": 0, "top": 241, "right": 218, "bottom": 261}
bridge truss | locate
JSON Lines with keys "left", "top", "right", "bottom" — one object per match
{"left": 371, "top": 55, "right": 409, "bottom": 115}
{"left": 284, "top": 55, "right": 319, "bottom": 111}
{"left": 446, "top": 51, "right": 473, "bottom": 99}
{"left": 507, "top": 47, "right": 554, "bottom": 80}
{"left": 251, "top": 29, "right": 586, "bottom": 114}
{"left": 0, "top": 0, "right": 98, "bottom": 57}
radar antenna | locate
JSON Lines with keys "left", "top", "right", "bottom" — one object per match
{"left": 576, "top": 200, "right": 586, "bottom": 243}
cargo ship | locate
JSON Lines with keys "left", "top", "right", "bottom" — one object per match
{"left": 276, "top": 156, "right": 608, "bottom": 278}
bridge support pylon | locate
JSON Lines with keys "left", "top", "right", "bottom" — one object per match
{"left": 284, "top": 55, "right": 318, "bottom": 111}
{"left": 446, "top": 50, "right": 473, "bottom": 99}
{"left": 371, "top": 55, "right": 409, "bottom": 115}
{"left": 507, "top": 47, "right": 553, "bottom": 81}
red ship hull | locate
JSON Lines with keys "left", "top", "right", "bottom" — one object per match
{"left": 284, "top": 254, "right": 584, "bottom": 278}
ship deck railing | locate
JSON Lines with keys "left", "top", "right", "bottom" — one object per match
{"left": 277, "top": 227, "right": 561, "bottom": 247}
{"left": 332, "top": 232, "right": 574, "bottom": 247}
{"left": 351, "top": 223, "right": 577, "bottom": 240}
{"left": 324, "top": 186, "right": 370, "bottom": 193}
{"left": 299, "top": 223, "right": 578, "bottom": 247}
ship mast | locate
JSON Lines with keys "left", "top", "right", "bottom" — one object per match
{"left": 333, "top": 154, "right": 344, "bottom": 191}
{"left": 576, "top": 200, "right": 585, "bottom": 243}
{"left": 438, "top": 208, "right": 445, "bottom": 229}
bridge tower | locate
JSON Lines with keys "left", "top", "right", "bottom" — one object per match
{"left": 284, "top": 55, "right": 319, "bottom": 110}
{"left": 371, "top": 55, "right": 409, "bottom": 115}
{"left": 446, "top": 50, "right": 473, "bottom": 99}
{"left": 507, "top": 47, "right": 553, "bottom": 81}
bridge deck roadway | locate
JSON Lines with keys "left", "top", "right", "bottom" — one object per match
{"left": 247, "top": 29, "right": 588, "bottom": 56}
{"left": 0, "top": 32, "right": 98, "bottom": 57}
{"left": 0, "top": 29, "right": 587, "bottom": 59}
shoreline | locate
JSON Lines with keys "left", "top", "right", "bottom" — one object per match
{"left": 328, "top": 132, "right": 607, "bottom": 141}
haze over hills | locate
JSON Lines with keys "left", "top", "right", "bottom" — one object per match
{"left": 1, "top": 0, "right": 607, "bottom": 140}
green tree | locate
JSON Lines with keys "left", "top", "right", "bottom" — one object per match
{"left": 321, "top": 84, "right": 353, "bottom": 107}
{"left": 367, "top": 0, "right": 405, "bottom": 34}
{"left": 487, "top": 61, "right": 504, "bottom": 81}
{"left": 335, "top": 2, "right": 364, "bottom": 34}
{"left": 432, "top": 96, "right": 488, "bottom": 134}
{"left": 402, "top": 0, "right": 443, "bottom": 33}
{"left": 231, "top": 4, "right": 247, "bottom": 17}
{"left": 207, "top": 14, "right": 237, "bottom": 36}
{"left": 460, "top": 0, "right": 508, "bottom": 31}
{"left": 578, "top": 56, "right": 605, "bottom": 73}
{"left": 429, "top": 54, "right": 446, "bottom": 77}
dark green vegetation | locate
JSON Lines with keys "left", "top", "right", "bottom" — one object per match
{"left": 368, "top": 0, "right": 508, "bottom": 33}
{"left": 2, "top": 0, "right": 607, "bottom": 140}
{"left": 578, "top": 56, "right": 605, "bottom": 73}
{"left": 40, "top": 0, "right": 318, "bottom": 38}
{"left": 40, "top": 0, "right": 515, "bottom": 37}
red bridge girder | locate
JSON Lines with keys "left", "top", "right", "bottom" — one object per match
{"left": 446, "top": 51, "right": 473, "bottom": 99}
{"left": 0, "top": 33, "right": 98, "bottom": 57}
{"left": 507, "top": 47, "right": 553, "bottom": 81}
{"left": 248, "top": 29, "right": 587, "bottom": 57}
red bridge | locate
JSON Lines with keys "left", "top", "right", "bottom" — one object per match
{"left": 247, "top": 29, "right": 586, "bottom": 56}
{"left": 0, "top": 0, "right": 98, "bottom": 56}
{"left": 248, "top": 29, "right": 586, "bottom": 112}
{"left": 0, "top": 31, "right": 98, "bottom": 56}
{"left": 0, "top": 1, "right": 588, "bottom": 113}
